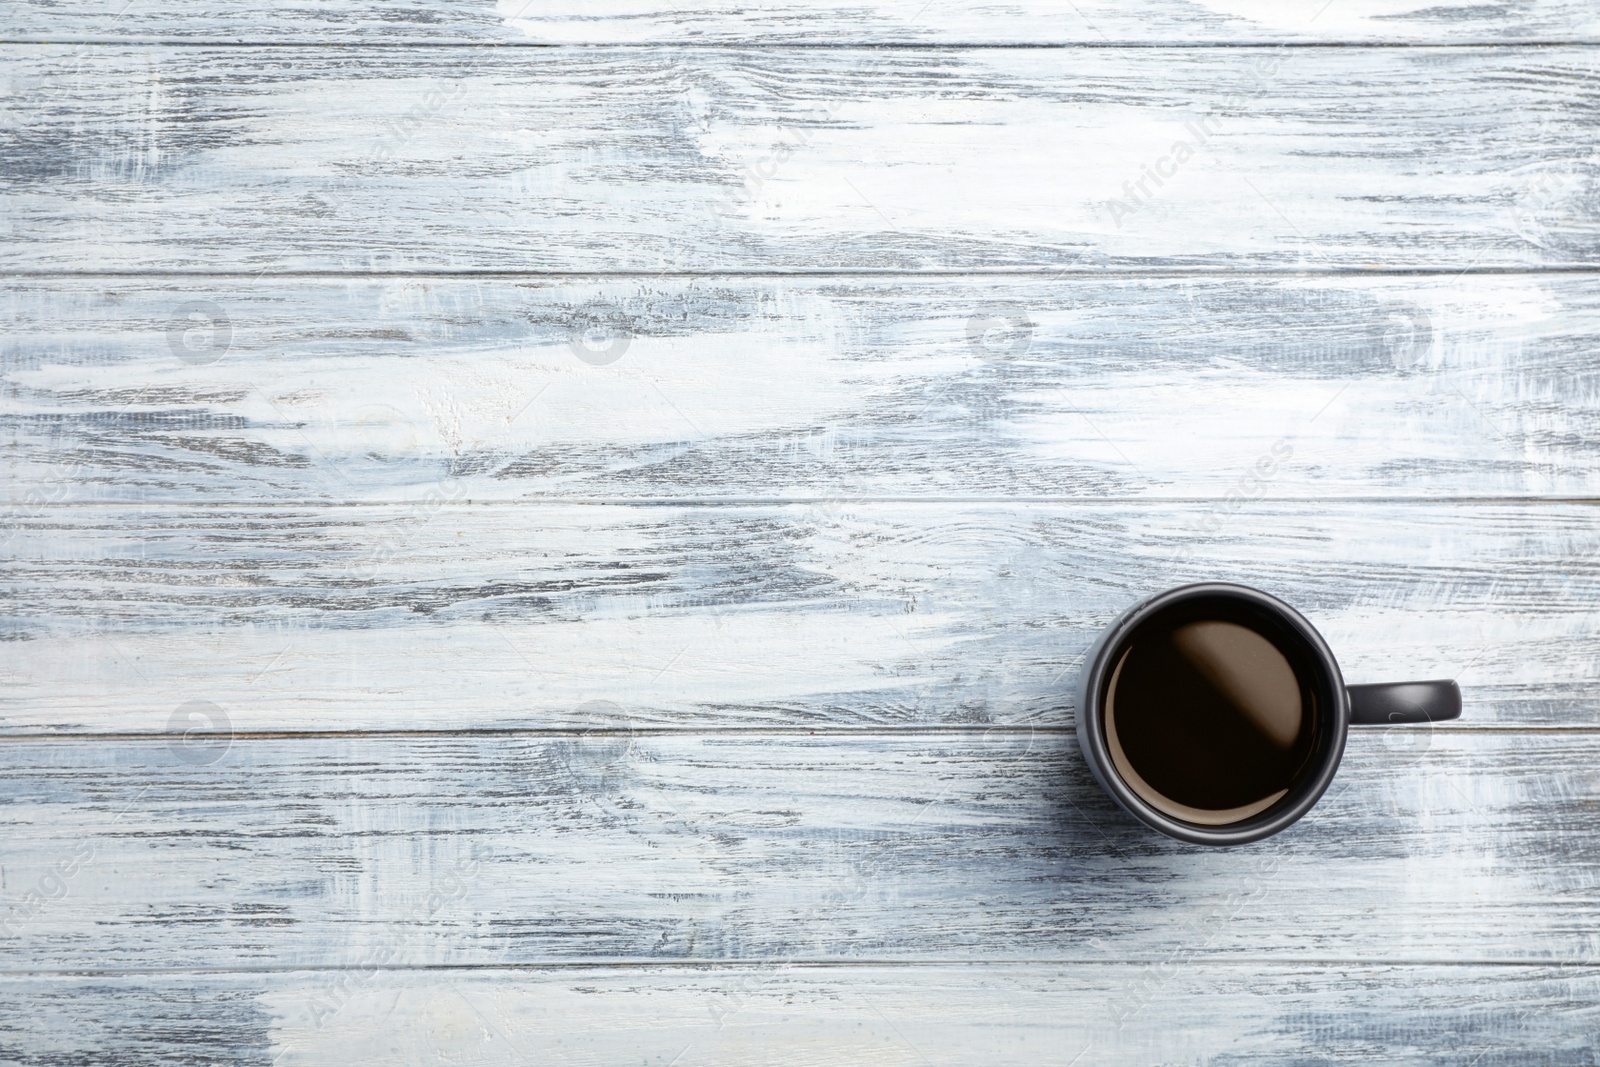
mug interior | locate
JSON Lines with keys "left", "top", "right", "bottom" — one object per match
{"left": 1088, "top": 586, "right": 1346, "bottom": 843}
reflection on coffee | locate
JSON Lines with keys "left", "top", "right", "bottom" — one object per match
{"left": 1105, "top": 610, "right": 1319, "bottom": 826}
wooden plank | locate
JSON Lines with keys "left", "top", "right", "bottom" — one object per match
{"left": 2, "top": 731, "right": 1598, "bottom": 969}
{"left": 9, "top": 0, "right": 1600, "bottom": 45}
{"left": 6, "top": 274, "right": 1598, "bottom": 504}
{"left": 2, "top": 500, "right": 1596, "bottom": 732}
{"left": 2, "top": 965, "right": 1597, "bottom": 1066}
{"left": 5, "top": 46, "right": 1599, "bottom": 273}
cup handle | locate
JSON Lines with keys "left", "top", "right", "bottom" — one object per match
{"left": 1346, "top": 680, "right": 1462, "bottom": 725}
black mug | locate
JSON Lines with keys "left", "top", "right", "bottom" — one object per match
{"left": 1076, "top": 583, "right": 1460, "bottom": 845}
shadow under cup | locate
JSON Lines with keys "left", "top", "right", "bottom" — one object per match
{"left": 1082, "top": 587, "right": 1347, "bottom": 844}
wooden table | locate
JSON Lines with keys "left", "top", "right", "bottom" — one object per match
{"left": 4, "top": 2, "right": 1599, "bottom": 1062}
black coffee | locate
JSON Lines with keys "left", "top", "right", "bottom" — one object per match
{"left": 1103, "top": 601, "right": 1321, "bottom": 826}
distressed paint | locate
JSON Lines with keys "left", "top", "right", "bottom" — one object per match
{"left": 0, "top": 732, "right": 1596, "bottom": 969}
{"left": 1, "top": 965, "right": 1598, "bottom": 1065}
{"left": 0, "top": 501, "right": 1596, "bottom": 732}
{"left": 3, "top": 274, "right": 1597, "bottom": 504}
{"left": 3, "top": 47, "right": 1599, "bottom": 272}
{"left": 3, "top": 11, "right": 1598, "bottom": 1061}
{"left": 7, "top": 0, "right": 1600, "bottom": 44}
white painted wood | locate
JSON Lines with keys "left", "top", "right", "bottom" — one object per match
{"left": 4, "top": 17, "right": 1598, "bottom": 1062}
{"left": 2, "top": 732, "right": 1596, "bottom": 969}
{"left": 9, "top": 0, "right": 1600, "bottom": 44}
{"left": 2, "top": 501, "right": 1595, "bottom": 732}
{"left": 3, "top": 965, "right": 1597, "bottom": 1065}
{"left": 5, "top": 46, "right": 1599, "bottom": 272}
{"left": 6, "top": 274, "right": 1596, "bottom": 504}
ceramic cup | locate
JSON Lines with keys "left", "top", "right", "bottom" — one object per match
{"left": 1075, "top": 582, "right": 1460, "bottom": 845}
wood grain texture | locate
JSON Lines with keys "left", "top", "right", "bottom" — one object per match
{"left": 2, "top": 501, "right": 1595, "bottom": 732}
{"left": 2, "top": 731, "right": 1598, "bottom": 969}
{"left": 2, "top": 965, "right": 1597, "bottom": 1066}
{"left": 6, "top": 274, "right": 1598, "bottom": 504}
{"left": 4, "top": 46, "right": 1599, "bottom": 273}
{"left": 9, "top": 0, "right": 1600, "bottom": 45}
{"left": 5, "top": 11, "right": 1599, "bottom": 1060}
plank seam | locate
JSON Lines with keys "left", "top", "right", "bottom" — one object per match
{"left": 4, "top": 960, "right": 1598, "bottom": 977}
{"left": 8, "top": 268, "right": 1600, "bottom": 280}
{"left": 5, "top": 40, "right": 1600, "bottom": 49}
{"left": 0, "top": 725, "right": 1583, "bottom": 742}
{"left": 10, "top": 498, "right": 1600, "bottom": 508}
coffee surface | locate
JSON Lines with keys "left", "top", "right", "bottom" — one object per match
{"left": 1105, "top": 613, "right": 1316, "bottom": 825}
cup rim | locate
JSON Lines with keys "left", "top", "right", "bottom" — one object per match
{"left": 1076, "top": 582, "right": 1349, "bottom": 846}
